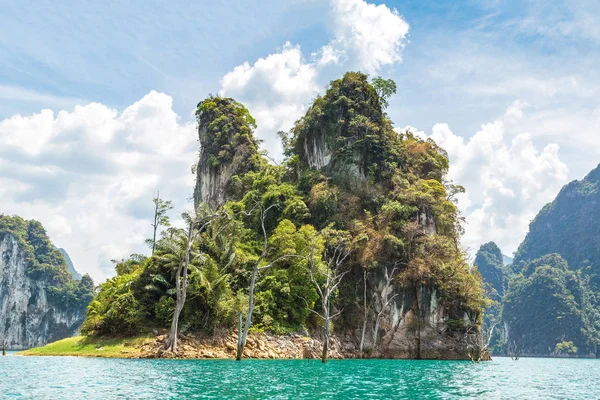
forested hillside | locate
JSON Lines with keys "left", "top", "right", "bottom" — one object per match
{"left": 476, "top": 166, "right": 600, "bottom": 357}
{"left": 503, "top": 254, "right": 599, "bottom": 356}
{"left": 514, "top": 164, "right": 600, "bottom": 284}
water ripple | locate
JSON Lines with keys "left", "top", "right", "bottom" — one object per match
{"left": 1, "top": 355, "right": 599, "bottom": 399}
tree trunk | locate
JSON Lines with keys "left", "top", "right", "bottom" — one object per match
{"left": 360, "top": 270, "right": 368, "bottom": 357}
{"left": 322, "top": 316, "right": 329, "bottom": 363}
{"left": 152, "top": 193, "right": 159, "bottom": 256}
{"left": 169, "top": 299, "right": 184, "bottom": 353}
{"left": 236, "top": 311, "right": 243, "bottom": 361}
{"left": 414, "top": 285, "right": 421, "bottom": 359}
{"left": 237, "top": 264, "right": 259, "bottom": 361}
{"left": 322, "top": 295, "right": 330, "bottom": 364}
{"left": 167, "top": 225, "right": 192, "bottom": 353}
{"left": 373, "top": 316, "right": 381, "bottom": 348}
{"left": 2, "top": 337, "right": 5, "bottom": 356}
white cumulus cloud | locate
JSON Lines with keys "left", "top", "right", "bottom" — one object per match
{"left": 406, "top": 105, "right": 569, "bottom": 257}
{"left": 220, "top": 42, "right": 320, "bottom": 157}
{"left": 328, "top": 0, "right": 410, "bottom": 73}
{"left": 219, "top": 0, "right": 409, "bottom": 160}
{"left": 0, "top": 92, "right": 197, "bottom": 282}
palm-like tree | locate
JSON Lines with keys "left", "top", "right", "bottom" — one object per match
{"left": 155, "top": 204, "right": 219, "bottom": 353}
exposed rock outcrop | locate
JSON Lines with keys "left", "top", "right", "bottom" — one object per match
{"left": 0, "top": 234, "right": 85, "bottom": 349}
{"left": 194, "top": 144, "right": 238, "bottom": 209}
{"left": 374, "top": 285, "right": 483, "bottom": 359}
{"left": 193, "top": 97, "right": 261, "bottom": 209}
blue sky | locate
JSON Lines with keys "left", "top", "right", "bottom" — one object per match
{"left": 2, "top": 0, "right": 600, "bottom": 281}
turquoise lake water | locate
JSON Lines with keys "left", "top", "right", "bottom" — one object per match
{"left": 1, "top": 354, "right": 598, "bottom": 399}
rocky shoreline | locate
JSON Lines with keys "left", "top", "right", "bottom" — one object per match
{"left": 18, "top": 330, "right": 490, "bottom": 361}
{"left": 136, "top": 330, "right": 490, "bottom": 361}
{"left": 140, "top": 332, "right": 356, "bottom": 360}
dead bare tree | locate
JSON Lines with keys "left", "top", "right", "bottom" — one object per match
{"left": 373, "top": 264, "right": 398, "bottom": 348}
{"left": 464, "top": 325, "right": 482, "bottom": 363}
{"left": 306, "top": 235, "right": 352, "bottom": 363}
{"left": 508, "top": 340, "right": 520, "bottom": 361}
{"left": 359, "top": 269, "right": 369, "bottom": 357}
{"left": 236, "top": 203, "right": 301, "bottom": 361}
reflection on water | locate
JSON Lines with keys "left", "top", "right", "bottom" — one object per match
{"left": 1, "top": 355, "right": 598, "bottom": 399}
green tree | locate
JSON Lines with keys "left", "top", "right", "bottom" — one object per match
{"left": 371, "top": 76, "right": 397, "bottom": 109}
{"left": 148, "top": 192, "right": 173, "bottom": 256}
{"left": 555, "top": 341, "right": 578, "bottom": 355}
{"left": 236, "top": 203, "right": 305, "bottom": 360}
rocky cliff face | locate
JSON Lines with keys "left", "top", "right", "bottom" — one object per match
{"left": 0, "top": 234, "right": 85, "bottom": 349}
{"left": 371, "top": 285, "right": 482, "bottom": 359}
{"left": 194, "top": 132, "right": 237, "bottom": 209}
{"left": 193, "top": 96, "right": 261, "bottom": 209}
{"left": 295, "top": 73, "right": 486, "bottom": 360}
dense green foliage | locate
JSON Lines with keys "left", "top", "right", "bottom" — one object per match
{"left": 83, "top": 72, "right": 485, "bottom": 340}
{"left": 503, "top": 254, "right": 600, "bottom": 356}
{"left": 0, "top": 215, "right": 94, "bottom": 312}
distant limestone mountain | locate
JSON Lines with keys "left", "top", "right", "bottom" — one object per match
{"left": 474, "top": 242, "right": 507, "bottom": 355}
{"left": 502, "top": 254, "right": 513, "bottom": 266}
{"left": 474, "top": 242, "right": 505, "bottom": 298}
{"left": 58, "top": 248, "right": 82, "bottom": 280}
{"left": 513, "top": 163, "right": 600, "bottom": 280}
{"left": 0, "top": 215, "right": 94, "bottom": 349}
{"left": 480, "top": 164, "right": 600, "bottom": 357}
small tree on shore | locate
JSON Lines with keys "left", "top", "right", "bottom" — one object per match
{"left": 236, "top": 203, "right": 301, "bottom": 361}
{"left": 306, "top": 229, "right": 353, "bottom": 363}
{"left": 164, "top": 205, "right": 219, "bottom": 353}
{"left": 555, "top": 341, "right": 578, "bottom": 355}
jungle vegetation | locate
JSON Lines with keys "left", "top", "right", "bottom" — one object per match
{"left": 81, "top": 72, "right": 486, "bottom": 359}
